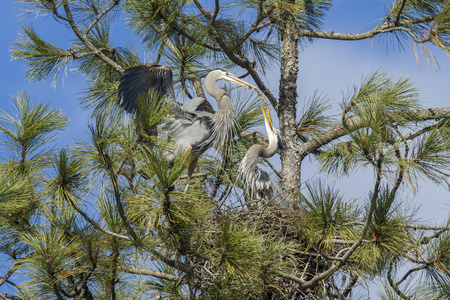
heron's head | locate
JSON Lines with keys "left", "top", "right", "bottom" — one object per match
{"left": 262, "top": 105, "right": 282, "bottom": 150}
{"left": 207, "top": 68, "right": 258, "bottom": 91}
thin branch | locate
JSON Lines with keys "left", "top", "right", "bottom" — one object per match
{"left": 211, "top": 0, "right": 219, "bottom": 25}
{"left": 262, "top": 157, "right": 282, "bottom": 179}
{"left": 120, "top": 266, "right": 181, "bottom": 282}
{"left": 68, "top": 48, "right": 115, "bottom": 59}
{"left": 85, "top": 0, "right": 121, "bottom": 36}
{"left": 104, "top": 151, "right": 137, "bottom": 240}
{"left": 0, "top": 268, "right": 17, "bottom": 287}
{"left": 299, "top": 107, "right": 450, "bottom": 159}
{"left": 65, "top": 194, "right": 132, "bottom": 241}
{"left": 150, "top": 250, "right": 193, "bottom": 274}
{"left": 179, "top": 172, "right": 209, "bottom": 180}
{"left": 296, "top": 16, "right": 435, "bottom": 41}
{"left": 62, "top": 3, "right": 124, "bottom": 74}
{"left": 394, "top": 0, "right": 408, "bottom": 26}
{"left": 387, "top": 260, "right": 411, "bottom": 300}
{"left": 0, "top": 293, "right": 22, "bottom": 300}
{"left": 396, "top": 265, "right": 428, "bottom": 286}
{"left": 343, "top": 274, "right": 359, "bottom": 297}
{"left": 404, "top": 224, "right": 450, "bottom": 231}
{"left": 421, "top": 216, "right": 450, "bottom": 245}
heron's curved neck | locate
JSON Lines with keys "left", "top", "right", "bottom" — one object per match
{"left": 206, "top": 84, "right": 227, "bottom": 105}
{"left": 261, "top": 140, "right": 278, "bottom": 158}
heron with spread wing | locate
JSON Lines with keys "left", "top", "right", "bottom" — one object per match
{"left": 238, "top": 105, "right": 285, "bottom": 207}
{"left": 118, "top": 65, "right": 257, "bottom": 190}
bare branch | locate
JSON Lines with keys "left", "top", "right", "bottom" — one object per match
{"left": 68, "top": 47, "right": 115, "bottom": 59}
{"left": 0, "top": 268, "right": 17, "bottom": 287}
{"left": 85, "top": 0, "right": 121, "bottom": 36}
{"left": 120, "top": 266, "right": 181, "bottom": 282}
{"left": 296, "top": 16, "right": 435, "bottom": 41}
{"left": 396, "top": 265, "right": 428, "bottom": 286}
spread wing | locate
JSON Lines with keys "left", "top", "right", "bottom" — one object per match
{"left": 118, "top": 65, "right": 176, "bottom": 114}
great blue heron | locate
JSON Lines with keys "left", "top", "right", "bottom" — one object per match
{"left": 118, "top": 65, "right": 257, "bottom": 189}
{"left": 238, "top": 105, "right": 284, "bottom": 207}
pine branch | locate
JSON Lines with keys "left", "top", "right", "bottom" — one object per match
{"left": 342, "top": 274, "right": 359, "bottom": 297}
{"left": 394, "top": 0, "right": 408, "bottom": 26}
{"left": 120, "top": 266, "right": 181, "bottom": 282}
{"left": 146, "top": 22, "right": 206, "bottom": 98}
{"left": 296, "top": 15, "right": 435, "bottom": 41}
{"left": 396, "top": 265, "right": 428, "bottom": 286}
{"left": 299, "top": 107, "right": 450, "bottom": 159}
{"left": 387, "top": 260, "right": 411, "bottom": 300}
{"left": 65, "top": 194, "right": 132, "bottom": 241}
{"left": 85, "top": 0, "right": 121, "bottom": 36}
{"left": 61, "top": 3, "right": 124, "bottom": 74}
{"left": 0, "top": 293, "right": 22, "bottom": 300}
{"left": 297, "top": 152, "right": 384, "bottom": 290}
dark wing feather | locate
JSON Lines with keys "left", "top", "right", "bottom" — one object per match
{"left": 118, "top": 65, "right": 176, "bottom": 114}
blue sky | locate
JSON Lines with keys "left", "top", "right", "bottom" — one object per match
{"left": 1, "top": 0, "right": 450, "bottom": 296}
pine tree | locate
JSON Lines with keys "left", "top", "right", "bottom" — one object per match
{"left": 1, "top": 1, "right": 450, "bottom": 299}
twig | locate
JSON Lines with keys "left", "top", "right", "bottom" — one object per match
{"left": 394, "top": 0, "right": 408, "bottom": 26}
{"left": 85, "top": 0, "right": 121, "bottom": 35}
{"left": 396, "top": 265, "right": 428, "bottom": 286}
{"left": 65, "top": 194, "right": 132, "bottom": 241}
{"left": 296, "top": 16, "right": 435, "bottom": 41}
{"left": 0, "top": 293, "right": 22, "bottom": 300}
{"left": 387, "top": 260, "right": 411, "bottom": 300}
{"left": 62, "top": 3, "right": 124, "bottom": 74}
{"left": 179, "top": 172, "right": 209, "bottom": 180}
{"left": 120, "top": 266, "right": 181, "bottom": 282}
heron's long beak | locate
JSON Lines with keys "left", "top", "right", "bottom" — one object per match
{"left": 261, "top": 105, "right": 274, "bottom": 132}
{"left": 225, "top": 74, "right": 269, "bottom": 107}
{"left": 225, "top": 74, "right": 257, "bottom": 91}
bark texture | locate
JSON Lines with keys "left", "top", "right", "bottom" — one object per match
{"left": 278, "top": 7, "right": 301, "bottom": 206}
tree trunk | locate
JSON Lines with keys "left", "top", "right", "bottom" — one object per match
{"left": 278, "top": 8, "right": 301, "bottom": 206}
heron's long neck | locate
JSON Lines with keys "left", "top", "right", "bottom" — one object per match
{"left": 205, "top": 80, "right": 226, "bottom": 102}
{"left": 242, "top": 141, "right": 276, "bottom": 170}
{"left": 261, "top": 140, "right": 278, "bottom": 158}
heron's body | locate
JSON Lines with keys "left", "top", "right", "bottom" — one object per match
{"left": 118, "top": 65, "right": 257, "bottom": 189}
{"left": 239, "top": 107, "right": 284, "bottom": 207}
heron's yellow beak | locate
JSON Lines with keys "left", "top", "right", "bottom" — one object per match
{"left": 261, "top": 105, "right": 274, "bottom": 132}
{"left": 226, "top": 74, "right": 269, "bottom": 107}
{"left": 227, "top": 76, "right": 257, "bottom": 91}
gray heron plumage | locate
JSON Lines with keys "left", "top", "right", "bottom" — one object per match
{"left": 118, "top": 65, "right": 257, "bottom": 190}
{"left": 238, "top": 106, "right": 284, "bottom": 207}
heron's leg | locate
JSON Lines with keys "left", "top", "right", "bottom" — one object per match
{"left": 184, "top": 157, "right": 198, "bottom": 192}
